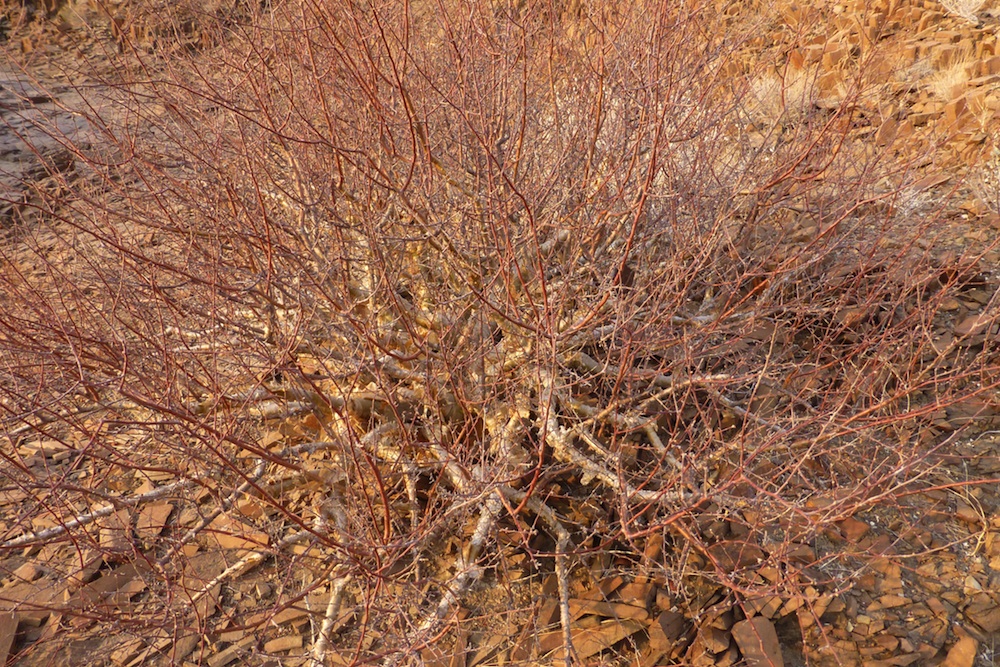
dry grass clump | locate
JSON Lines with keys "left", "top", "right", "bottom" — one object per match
{"left": 0, "top": 0, "right": 998, "bottom": 664}
{"left": 926, "top": 50, "right": 977, "bottom": 100}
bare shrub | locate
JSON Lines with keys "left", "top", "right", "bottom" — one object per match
{"left": 939, "top": 0, "right": 986, "bottom": 24}
{"left": 1, "top": 0, "right": 998, "bottom": 664}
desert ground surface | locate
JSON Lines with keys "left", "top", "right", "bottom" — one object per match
{"left": 5, "top": 0, "right": 1000, "bottom": 666}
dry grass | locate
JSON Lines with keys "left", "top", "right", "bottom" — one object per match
{"left": 926, "top": 46, "right": 977, "bottom": 100}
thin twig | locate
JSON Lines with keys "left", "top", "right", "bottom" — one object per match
{"left": 2, "top": 476, "right": 199, "bottom": 549}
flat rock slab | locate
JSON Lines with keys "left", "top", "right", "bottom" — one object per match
{"left": 943, "top": 636, "right": 977, "bottom": 667}
{"left": 732, "top": 617, "right": 783, "bottom": 667}
{"left": 0, "top": 611, "right": 16, "bottom": 665}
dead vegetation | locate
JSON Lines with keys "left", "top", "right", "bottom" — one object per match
{"left": 1, "top": 0, "right": 1000, "bottom": 665}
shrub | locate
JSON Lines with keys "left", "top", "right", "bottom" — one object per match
{"left": 1, "top": 0, "right": 998, "bottom": 664}
{"left": 940, "top": 0, "right": 985, "bottom": 24}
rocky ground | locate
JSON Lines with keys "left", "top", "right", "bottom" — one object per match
{"left": 4, "top": 1, "right": 1000, "bottom": 666}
